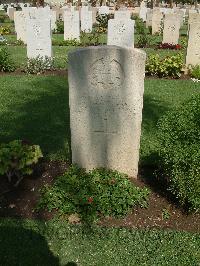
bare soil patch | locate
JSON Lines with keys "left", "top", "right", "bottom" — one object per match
{"left": 0, "top": 161, "right": 199, "bottom": 232}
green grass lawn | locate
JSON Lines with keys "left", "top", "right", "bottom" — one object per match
{"left": 0, "top": 15, "right": 200, "bottom": 265}
{"left": 0, "top": 218, "right": 199, "bottom": 266}
{"left": 0, "top": 75, "right": 199, "bottom": 163}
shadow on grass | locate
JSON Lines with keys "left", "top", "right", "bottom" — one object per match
{"left": 0, "top": 224, "right": 60, "bottom": 266}
{"left": 0, "top": 76, "right": 71, "bottom": 161}
{"left": 142, "top": 93, "right": 170, "bottom": 131}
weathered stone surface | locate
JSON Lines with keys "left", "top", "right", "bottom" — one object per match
{"left": 139, "top": 1, "right": 147, "bottom": 22}
{"left": 146, "top": 9, "right": 153, "bottom": 27}
{"left": 98, "top": 6, "right": 110, "bottom": 15}
{"left": 114, "top": 10, "right": 131, "bottom": 20}
{"left": 14, "top": 11, "right": 27, "bottom": 43}
{"left": 162, "top": 14, "right": 180, "bottom": 44}
{"left": 152, "top": 9, "right": 163, "bottom": 34}
{"left": 26, "top": 7, "right": 52, "bottom": 58}
{"left": 7, "top": 7, "right": 16, "bottom": 20}
{"left": 188, "top": 13, "right": 200, "bottom": 26}
{"left": 50, "top": 10, "right": 57, "bottom": 31}
{"left": 107, "top": 19, "right": 135, "bottom": 47}
{"left": 81, "top": 7, "right": 93, "bottom": 32}
{"left": 186, "top": 22, "right": 200, "bottom": 66}
{"left": 64, "top": 10, "right": 80, "bottom": 40}
{"left": 68, "top": 46, "right": 146, "bottom": 177}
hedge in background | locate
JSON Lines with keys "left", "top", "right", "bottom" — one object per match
{"left": 157, "top": 96, "right": 200, "bottom": 212}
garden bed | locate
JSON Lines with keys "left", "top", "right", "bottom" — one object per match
{"left": 0, "top": 160, "right": 199, "bottom": 233}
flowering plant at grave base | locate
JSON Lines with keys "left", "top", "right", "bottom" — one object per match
{"left": 157, "top": 43, "right": 182, "bottom": 50}
{"left": 23, "top": 56, "right": 55, "bottom": 74}
{"left": 188, "top": 64, "right": 200, "bottom": 80}
{"left": 145, "top": 53, "right": 184, "bottom": 78}
{"left": 191, "top": 78, "right": 200, "bottom": 83}
{"left": 38, "top": 165, "right": 150, "bottom": 223}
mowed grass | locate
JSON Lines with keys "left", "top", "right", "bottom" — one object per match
{"left": 0, "top": 218, "right": 200, "bottom": 266}
{"left": 0, "top": 75, "right": 199, "bottom": 163}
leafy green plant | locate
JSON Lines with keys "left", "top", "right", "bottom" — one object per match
{"left": 38, "top": 165, "right": 150, "bottom": 222}
{"left": 14, "top": 39, "right": 25, "bottom": 46}
{"left": 137, "top": 33, "right": 150, "bottom": 48}
{"left": 96, "top": 13, "right": 114, "bottom": 31}
{"left": 180, "top": 36, "right": 187, "bottom": 49}
{"left": 157, "top": 96, "right": 200, "bottom": 212}
{"left": 146, "top": 53, "right": 184, "bottom": 78}
{"left": 0, "top": 14, "right": 7, "bottom": 23}
{"left": 80, "top": 29, "right": 102, "bottom": 46}
{"left": 189, "top": 65, "right": 200, "bottom": 80}
{"left": 0, "top": 47, "right": 15, "bottom": 72}
{"left": 162, "top": 208, "right": 170, "bottom": 220}
{"left": 134, "top": 17, "right": 146, "bottom": 35}
{"left": 0, "top": 140, "right": 43, "bottom": 187}
{"left": 0, "top": 25, "right": 11, "bottom": 35}
{"left": 54, "top": 20, "right": 64, "bottom": 34}
{"left": 23, "top": 56, "right": 55, "bottom": 74}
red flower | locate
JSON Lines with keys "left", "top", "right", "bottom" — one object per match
{"left": 110, "top": 179, "right": 116, "bottom": 185}
{"left": 175, "top": 44, "right": 181, "bottom": 50}
{"left": 88, "top": 197, "right": 93, "bottom": 204}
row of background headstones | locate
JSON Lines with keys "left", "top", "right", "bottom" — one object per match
{"left": 2, "top": 4, "right": 200, "bottom": 67}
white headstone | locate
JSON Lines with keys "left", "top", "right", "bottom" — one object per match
{"left": 7, "top": 7, "right": 16, "bottom": 20}
{"left": 186, "top": 23, "right": 200, "bottom": 67}
{"left": 14, "top": 11, "right": 27, "bottom": 43}
{"left": 68, "top": 46, "right": 146, "bottom": 177}
{"left": 26, "top": 8, "right": 52, "bottom": 59}
{"left": 107, "top": 19, "right": 135, "bottom": 47}
{"left": 98, "top": 6, "right": 110, "bottom": 15}
{"left": 152, "top": 9, "right": 163, "bottom": 34}
{"left": 50, "top": 10, "right": 57, "bottom": 31}
{"left": 162, "top": 14, "right": 180, "bottom": 44}
{"left": 146, "top": 9, "right": 153, "bottom": 27}
{"left": 64, "top": 10, "right": 80, "bottom": 40}
{"left": 114, "top": 10, "right": 131, "bottom": 20}
{"left": 188, "top": 13, "right": 200, "bottom": 26}
{"left": 81, "top": 7, "right": 93, "bottom": 32}
{"left": 139, "top": 3, "right": 147, "bottom": 22}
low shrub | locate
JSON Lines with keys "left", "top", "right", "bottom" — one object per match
{"left": 180, "top": 36, "right": 187, "bottom": 49}
{"left": 146, "top": 53, "right": 183, "bottom": 78}
{"left": 96, "top": 13, "right": 114, "bottom": 31}
{"left": 0, "top": 26, "right": 11, "bottom": 35}
{"left": 38, "top": 165, "right": 149, "bottom": 222}
{"left": 23, "top": 56, "right": 55, "bottom": 74}
{"left": 0, "top": 140, "right": 43, "bottom": 187}
{"left": 189, "top": 65, "right": 200, "bottom": 80}
{"left": 137, "top": 33, "right": 150, "bottom": 48}
{"left": 54, "top": 20, "right": 64, "bottom": 34}
{"left": 135, "top": 17, "right": 146, "bottom": 34}
{"left": 14, "top": 39, "right": 25, "bottom": 46}
{"left": 157, "top": 96, "right": 200, "bottom": 212}
{"left": 0, "top": 14, "right": 7, "bottom": 23}
{"left": 0, "top": 47, "right": 15, "bottom": 72}
{"left": 81, "top": 30, "right": 102, "bottom": 46}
